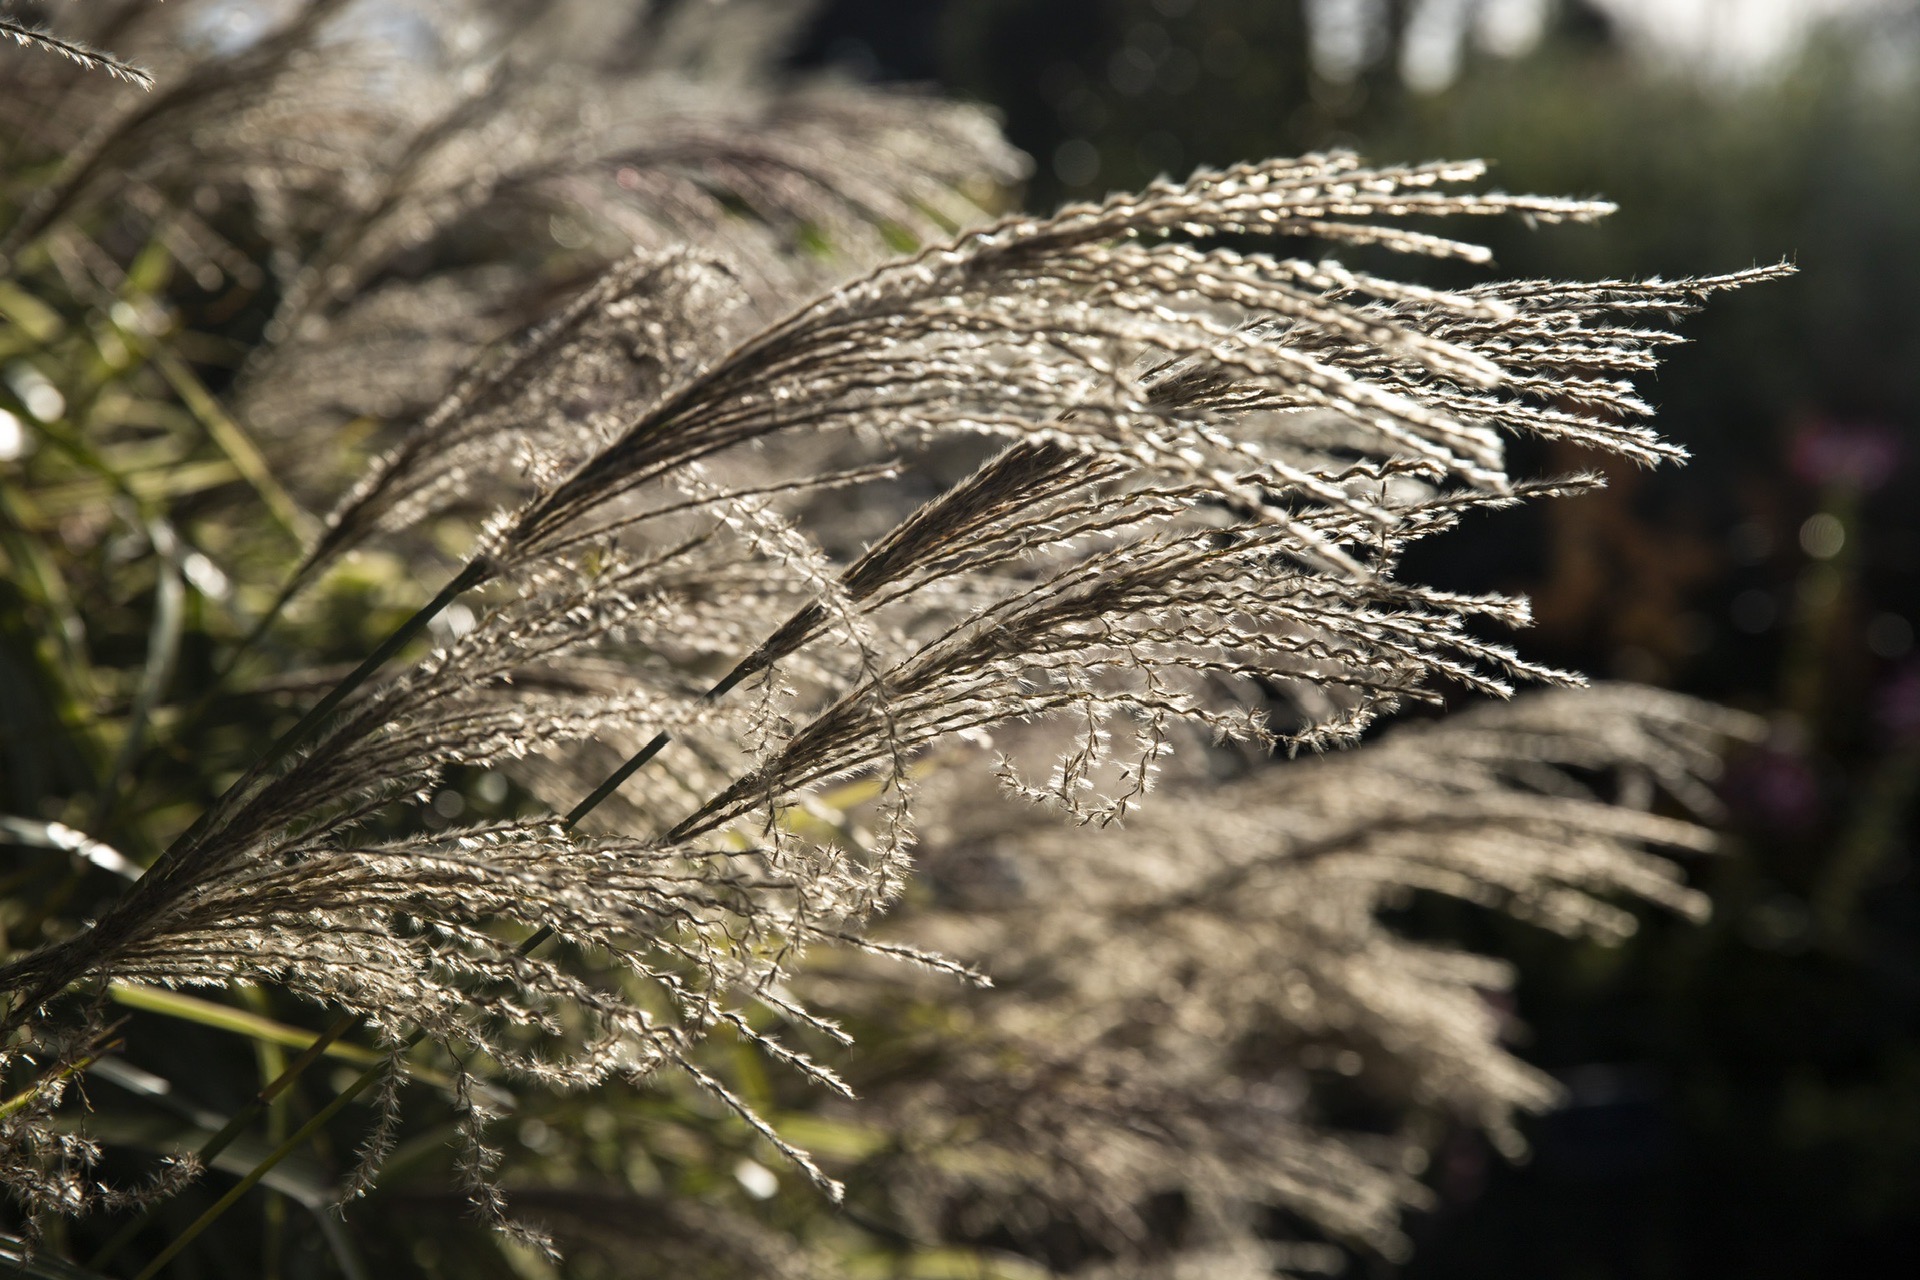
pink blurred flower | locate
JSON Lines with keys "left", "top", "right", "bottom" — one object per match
{"left": 1723, "top": 745, "right": 1822, "bottom": 830}
{"left": 1790, "top": 418, "right": 1902, "bottom": 492}
{"left": 1877, "top": 663, "right": 1920, "bottom": 747}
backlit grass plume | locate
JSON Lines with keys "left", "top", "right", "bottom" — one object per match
{"left": 829, "top": 686, "right": 1754, "bottom": 1273}
{"left": 0, "top": 17, "right": 153, "bottom": 88}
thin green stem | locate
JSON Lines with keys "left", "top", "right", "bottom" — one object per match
{"left": 226, "top": 573, "right": 306, "bottom": 680}
{"left": 87, "top": 561, "right": 486, "bottom": 1269}
{"left": 88, "top": 517, "right": 184, "bottom": 838}
{"left": 140, "top": 564, "right": 318, "bottom": 798}
{"left": 187, "top": 569, "right": 308, "bottom": 726}
{"left": 109, "top": 589, "right": 782, "bottom": 1267}
{"left": 128, "top": 1060, "right": 383, "bottom": 1280}
{"left": 566, "top": 657, "right": 760, "bottom": 828}
{"left": 154, "top": 558, "right": 488, "bottom": 872}
{"left": 0, "top": 1043, "right": 115, "bottom": 1122}
{"left": 529, "top": 653, "right": 763, "bottom": 951}
{"left": 114, "top": 946, "right": 534, "bottom": 1271}
{"left": 561, "top": 731, "right": 673, "bottom": 830}
{"left": 233, "top": 559, "right": 487, "bottom": 795}
{"left": 87, "top": 1010, "right": 361, "bottom": 1269}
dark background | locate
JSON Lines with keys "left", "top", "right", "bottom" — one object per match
{"left": 795, "top": 2, "right": 1920, "bottom": 1276}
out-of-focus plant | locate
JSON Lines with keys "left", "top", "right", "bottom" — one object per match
{"left": 0, "top": 3, "right": 1780, "bottom": 1277}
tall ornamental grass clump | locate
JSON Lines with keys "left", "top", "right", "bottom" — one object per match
{"left": 0, "top": 3, "right": 1781, "bottom": 1276}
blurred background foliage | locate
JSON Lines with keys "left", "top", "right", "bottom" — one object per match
{"left": 796, "top": 0, "right": 1920, "bottom": 1275}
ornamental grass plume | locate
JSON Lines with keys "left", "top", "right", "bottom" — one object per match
{"left": 0, "top": 2, "right": 1783, "bottom": 1273}
{"left": 0, "top": 17, "right": 154, "bottom": 88}
{"left": 820, "top": 686, "right": 1756, "bottom": 1274}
